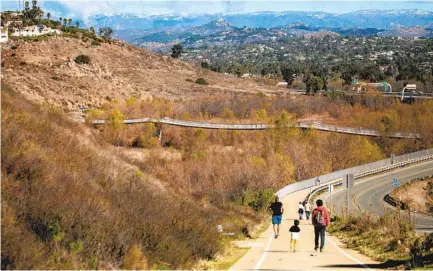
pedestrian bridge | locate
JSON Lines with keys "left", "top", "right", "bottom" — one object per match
{"left": 90, "top": 117, "right": 421, "bottom": 139}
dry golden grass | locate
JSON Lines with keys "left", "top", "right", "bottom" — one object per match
{"left": 1, "top": 86, "right": 264, "bottom": 269}
{"left": 329, "top": 211, "right": 433, "bottom": 269}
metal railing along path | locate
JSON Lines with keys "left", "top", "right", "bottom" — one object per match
{"left": 275, "top": 148, "right": 433, "bottom": 200}
{"left": 90, "top": 117, "right": 421, "bottom": 139}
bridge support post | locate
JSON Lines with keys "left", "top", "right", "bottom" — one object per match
{"left": 155, "top": 123, "right": 163, "bottom": 142}
{"left": 158, "top": 128, "right": 162, "bottom": 142}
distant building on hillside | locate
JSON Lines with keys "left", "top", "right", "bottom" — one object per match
{"left": 11, "top": 25, "right": 61, "bottom": 37}
{"left": 4, "top": 20, "right": 23, "bottom": 28}
{"left": 0, "top": 27, "right": 8, "bottom": 43}
{"left": 379, "top": 65, "right": 392, "bottom": 72}
{"left": 275, "top": 82, "right": 288, "bottom": 88}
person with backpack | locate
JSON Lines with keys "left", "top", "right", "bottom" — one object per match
{"left": 311, "top": 199, "right": 330, "bottom": 252}
{"left": 298, "top": 202, "right": 304, "bottom": 220}
{"left": 269, "top": 196, "right": 284, "bottom": 238}
{"left": 289, "top": 219, "right": 301, "bottom": 252}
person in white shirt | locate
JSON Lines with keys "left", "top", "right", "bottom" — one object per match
{"left": 305, "top": 201, "right": 311, "bottom": 220}
{"left": 298, "top": 202, "right": 304, "bottom": 220}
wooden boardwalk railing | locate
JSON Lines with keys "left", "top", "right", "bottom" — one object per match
{"left": 90, "top": 117, "right": 421, "bottom": 139}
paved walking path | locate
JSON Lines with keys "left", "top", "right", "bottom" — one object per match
{"left": 230, "top": 189, "right": 378, "bottom": 270}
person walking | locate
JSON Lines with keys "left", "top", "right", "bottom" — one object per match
{"left": 289, "top": 219, "right": 301, "bottom": 252}
{"left": 269, "top": 196, "right": 284, "bottom": 239}
{"left": 298, "top": 202, "right": 304, "bottom": 220}
{"left": 312, "top": 199, "right": 330, "bottom": 252}
{"left": 305, "top": 201, "right": 311, "bottom": 220}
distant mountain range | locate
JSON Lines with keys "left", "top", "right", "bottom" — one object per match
{"left": 92, "top": 9, "right": 433, "bottom": 31}
{"left": 89, "top": 9, "right": 433, "bottom": 44}
{"left": 124, "top": 21, "right": 433, "bottom": 50}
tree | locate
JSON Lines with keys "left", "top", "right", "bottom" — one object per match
{"left": 341, "top": 69, "right": 355, "bottom": 85}
{"left": 75, "top": 21, "right": 80, "bottom": 28}
{"left": 46, "top": 12, "right": 51, "bottom": 20}
{"left": 99, "top": 27, "right": 113, "bottom": 39}
{"left": 281, "top": 64, "right": 297, "bottom": 87}
{"left": 89, "top": 26, "right": 95, "bottom": 34}
{"left": 68, "top": 18, "right": 72, "bottom": 27}
{"left": 63, "top": 18, "right": 67, "bottom": 26}
{"left": 171, "top": 44, "right": 183, "bottom": 58}
{"left": 303, "top": 74, "right": 323, "bottom": 95}
{"left": 24, "top": 1, "right": 30, "bottom": 12}
{"left": 59, "top": 17, "right": 62, "bottom": 24}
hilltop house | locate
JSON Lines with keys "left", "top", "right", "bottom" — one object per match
{"left": 0, "top": 27, "right": 8, "bottom": 43}
{"left": 11, "top": 25, "right": 61, "bottom": 37}
{"left": 379, "top": 65, "right": 393, "bottom": 72}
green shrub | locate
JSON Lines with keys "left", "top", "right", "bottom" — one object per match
{"left": 195, "top": 78, "right": 209, "bottom": 85}
{"left": 91, "top": 40, "right": 100, "bottom": 46}
{"left": 11, "top": 45, "right": 17, "bottom": 50}
{"left": 74, "top": 54, "right": 91, "bottom": 64}
{"left": 247, "top": 188, "right": 275, "bottom": 211}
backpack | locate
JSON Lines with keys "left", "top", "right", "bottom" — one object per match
{"left": 314, "top": 210, "right": 325, "bottom": 226}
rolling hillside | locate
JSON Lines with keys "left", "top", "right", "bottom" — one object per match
{"left": 1, "top": 36, "right": 278, "bottom": 111}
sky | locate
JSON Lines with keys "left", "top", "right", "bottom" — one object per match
{"left": 2, "top": 1, "right": 433, "bottom": 21}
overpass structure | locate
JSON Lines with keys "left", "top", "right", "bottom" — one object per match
{"left": 90, "top": 117, "right": 422, "bottom": 139}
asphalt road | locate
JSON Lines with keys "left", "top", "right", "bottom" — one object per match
{"left": 323, "top": 160, "right": 433, "bottom": 233}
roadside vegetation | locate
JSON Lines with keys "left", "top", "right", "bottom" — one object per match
{"left": 391, "top": 177, "right": 433, "bottom": 214}
{"left": 329, "top": 211, "right": 433, "bottom": 269}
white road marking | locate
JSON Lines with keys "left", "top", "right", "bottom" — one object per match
{"left": 253, "top": 232, "right": 274, "bottom": 271}
{"left": 327, "top": 237, "right": 373, "bottom": 270}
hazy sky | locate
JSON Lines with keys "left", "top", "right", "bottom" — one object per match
{"left": 2, "top": 1, "right": 433, "bottom": 20}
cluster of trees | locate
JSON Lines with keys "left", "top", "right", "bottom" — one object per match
{"left": 171, "top": 44, "right": 183, "bottom": 58}
{"left": 189, "top": 35, "right": 433, "bottom": 93}
{"left": 22, "top": 0, "right": 43, "bottom": 26}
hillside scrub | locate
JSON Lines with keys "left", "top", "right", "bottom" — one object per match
{"left": 196, "top": 78, "right": 209, "bottom": 85}
{"left": 1, "top": 36, "right": 282, "bottom": 111}
{"left": 74, "top": 54, "right": 91, "bottom": 64}
{"left": 1, "top": 88, "right": 264, "bottom": 269}
{"left": 329, "top": 212, "right": 433, "bottom": 269}
{"left": 391, "top": 177, "right": 433, "bottom": 214}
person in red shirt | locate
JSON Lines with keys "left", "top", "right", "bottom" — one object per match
{"left": 311, "top": 199, "right": 330, "bottom": 252}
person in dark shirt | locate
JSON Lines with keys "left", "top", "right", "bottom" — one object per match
{"left": 289, "top": 220, "right": 301, "bottom": 252}
{"left": 269, "top": 196, "right": 284, "bottom": 238}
